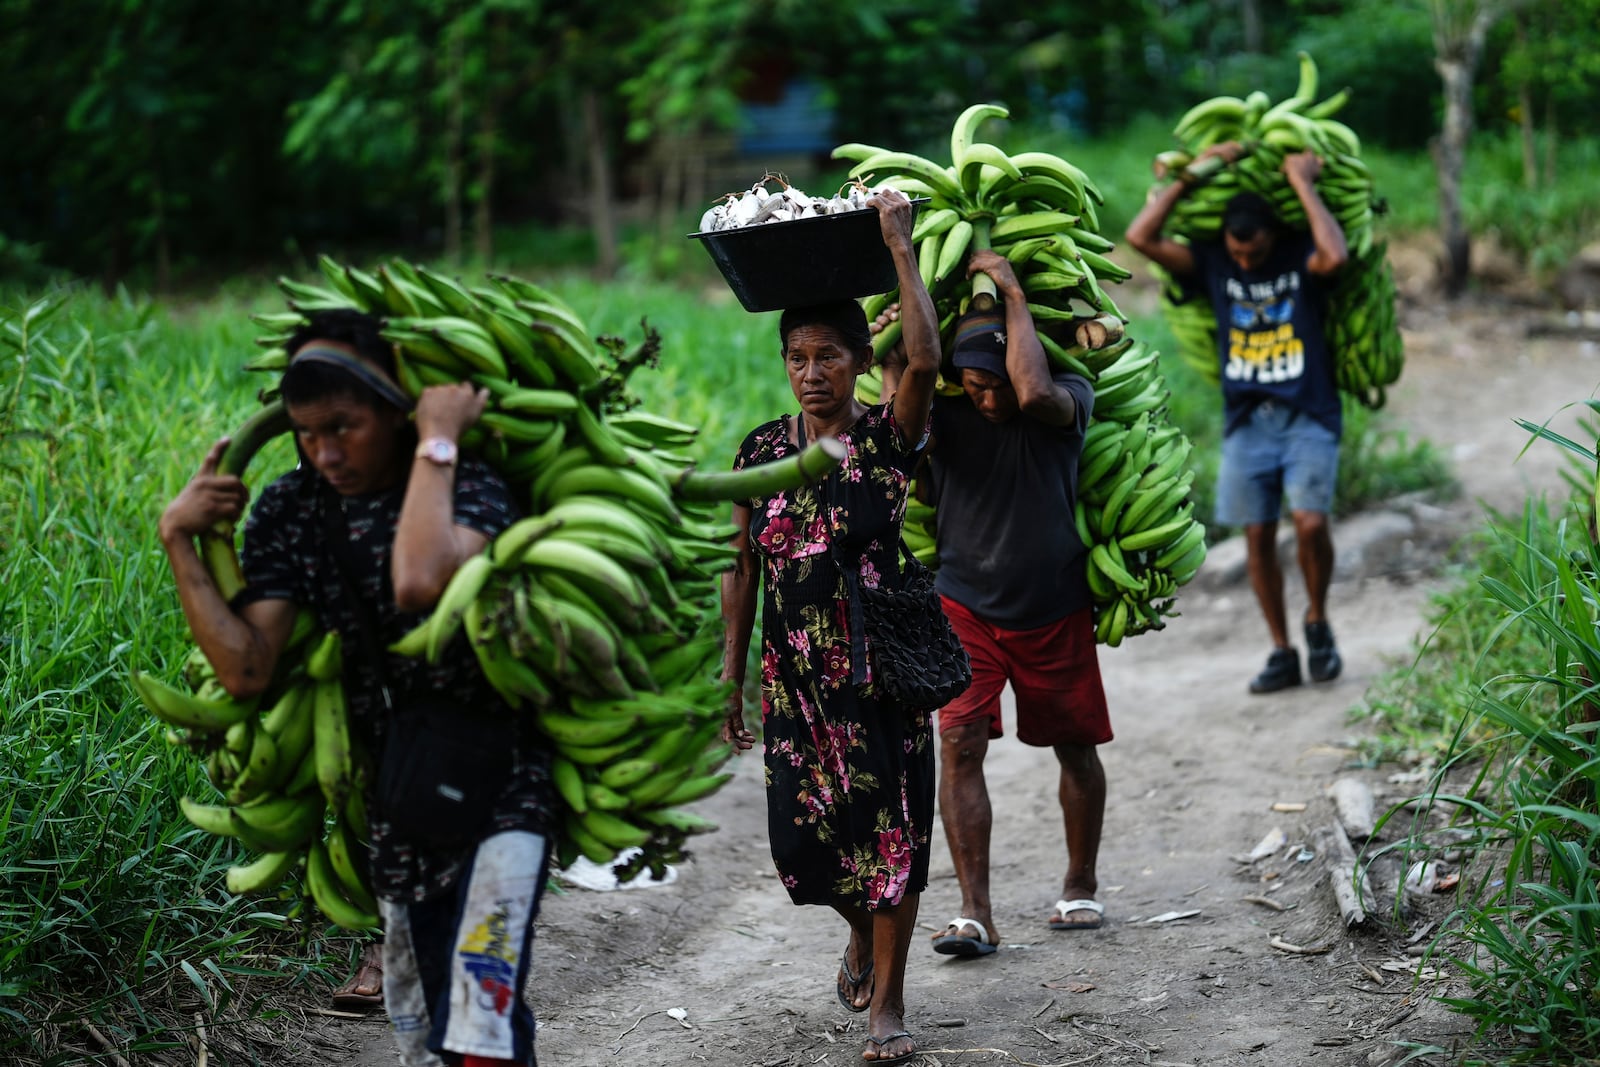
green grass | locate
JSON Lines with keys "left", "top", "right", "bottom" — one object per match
{"left": 0, "top": 292, "right": 351, "bottom": 1061}
{"left": 1355, "top": 404, "right": 1600, "bottom": 1062}
{"left": 1367, "top": 500, "right": 1600, "bottom": 1063}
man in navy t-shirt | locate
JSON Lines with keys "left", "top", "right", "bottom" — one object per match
{"left": 1126, "top": 144, "right": 1348, "bottom": 694}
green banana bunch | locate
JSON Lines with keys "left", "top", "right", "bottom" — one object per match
{"left": 1152, "top": 51, "right": 1403, "bottom": 409}
{"left": 238, "top": 257, "right": 853, "bottom": 882}
{"left": 844, "top": 108, "right": 1207, "bottom": 644}
{"left": 836, "top": 102, "right": 1127, "bottom": 371}
{"left": 141, "top": 613, "right": 381, "bottom": 928}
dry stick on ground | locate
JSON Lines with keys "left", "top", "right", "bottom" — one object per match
{"left": 195, "top": 1013, "right": 209, "bottom": 1067}
{"left": 1328, "top": 777, "right": 1376, "bottom": 840}
{"left": 1240, "top": 894, "right": 1288, "bottom": 912}
{"left": 79, "top": 1019, "right": 133, "bottom": 1067}
{"left": 1327, "top": 821, "right": 1375, "bottom": 928}
{"left": 1350, "top": 940, "right": 1386, "bottom": 986}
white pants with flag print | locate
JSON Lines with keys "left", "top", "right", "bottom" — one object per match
{"left": 382, "top": 830, "right": 549, "bottom": 1066}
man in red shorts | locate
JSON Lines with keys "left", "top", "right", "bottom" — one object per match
{"left": 917, "top": 252, "right": 1112, "bottom": 956}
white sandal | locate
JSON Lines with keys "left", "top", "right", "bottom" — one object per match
{"left": 932, "top": 916, "right": 997, "bottom": 956}
{"left": 1049, "top": 898, "right": 1104, "bottom": 930}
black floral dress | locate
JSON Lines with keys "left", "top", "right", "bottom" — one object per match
{"left": 734, "top": 403, "right": 935, "bottom": 910}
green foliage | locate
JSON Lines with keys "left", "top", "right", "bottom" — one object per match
{"left": 1371, "top": 495, "right": 1600, "bottom": 1061}
{"left": 5, "top": 2, "right": 1600, "bottom": 282}
{"left": 1352, "top": 502, "right": 1572, "bottom": 765}
{"left": 1493, "top": 0, "right": 1600, "bottom": 133}
{"left": 1290, "top": 0, "right": 1438, "bottom": 148}
{"left": 0, "top": 292, "right": 350, "bottom": 1059}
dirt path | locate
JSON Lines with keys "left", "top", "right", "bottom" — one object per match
{"left": 332, "top": 297, "right": 1594, "bottom": 1067}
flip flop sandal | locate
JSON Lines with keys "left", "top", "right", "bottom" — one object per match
{"left": 862, "top": 1029, "right": 917, "bottom": 1064}
{"left": 1048, "top": 898, "right": 1105, "bottom": 931}
{"left": 835, "top": 954, "right": 874, "bottom": 1013}
{"left": 931, "top": 917, "right": 997, "bottom": 957}
{"left": 331, "top": 946, "right": 385, "bottom": 1012}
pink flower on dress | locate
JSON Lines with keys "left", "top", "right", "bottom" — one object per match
{"left": 882, "top": 862, "right": 911, "bottom": 904}
{"left": 765, "top": 492, "right": 788, "bottom": 518}
{"left": 878, "top": 827, "right": 907, "bottom": 865}
{"left": 801, "top": 777, "right": 830, "bottom": 818}
{"left": 866, "top": 870, "right": 889, "bottom": 905}
{"left": 821, "top": 643, "right": 851, "bottom": 688}
{"left": 815, "top": 720, "right": 853, "bottom": 782}
{"left": 811, "top": 767, "right": 835, "bottom": 807}
{"left": 761, "top": 648, "right": 780, "bottom": 686}
{"left": 758, "top": 516, "right": 798, "bottom": 556}
{"left": 782, "top": 873, "right": 799, "bottom": 888}
{"left": 858, "top": 559, "right": 882, "bottom": 590}
{"left": 788, "top": 627, "right": 812, "bottom": 657}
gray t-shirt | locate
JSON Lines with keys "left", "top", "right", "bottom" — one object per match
{"left": 927, "top": 372, "right": 1095, "bottom": 630}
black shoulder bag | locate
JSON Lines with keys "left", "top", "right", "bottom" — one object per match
{"left": 321, "top": 492, "right": 516, "bottom": 850}
{"left": 806, "top": 417, "right": 971, "bottom": 712}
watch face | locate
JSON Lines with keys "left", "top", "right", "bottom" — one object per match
{"left": 420, "top": 438, "right": 458, "bottom": 464}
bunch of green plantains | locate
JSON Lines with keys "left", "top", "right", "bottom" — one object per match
{"left": 133, "top": 257, "right": 846, "bottom": 929}
{"left": 837, "top": 104, "right": 1206, "bottom": 645}
{"left": 1150, "top": 52, "right": 1402, "bottom": 409}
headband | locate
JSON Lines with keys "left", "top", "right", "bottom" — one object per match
{"left": 288, "top": 345, "right": 414, "bottom": 411}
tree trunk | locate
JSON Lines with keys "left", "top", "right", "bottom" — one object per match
{"left": 583, "top": 89, "right": 619, "bottom": 277}
{"left": 443, "top": 26, "right": 466, "bottom": 264}
{"left": 1543, "top": 92, "right": 1558, "bottom": 187}
{"left": 474, "top": 106, "right": 497, "bottom": 265}
{"left": 1514, "top": 13, "right": 1537, "bottom": 188}
{"left": 147, "top": 119, "right": 170, "bottom": 292}
{"left": 1430, "top": 2, "right": 1501, "bottom": 299}
{"left": 473, "top": 11, "right": 508, "bottom": 265}
{"left": 1431, "top": 56, "right": 1472, "bottom": 297}
{"left": 657, "top": 135, "right": 685, "bottom": 243}
{"left": 1240, "top": 0, "right": 1263, "bottom": 53}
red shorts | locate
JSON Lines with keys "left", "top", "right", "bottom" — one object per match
{"left": 939, "top": 597, "right": 1112, "bottom": 748}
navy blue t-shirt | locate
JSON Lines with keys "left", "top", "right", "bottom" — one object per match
{"left": 1190, "top": 234, "right": 1341, "bottom": 438}
{"left": 926, "top": 372, "right": 1095, "bottom": 631}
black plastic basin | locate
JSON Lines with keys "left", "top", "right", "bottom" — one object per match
{"left": 691, "top": 199, "right": 928, "bottom": 313}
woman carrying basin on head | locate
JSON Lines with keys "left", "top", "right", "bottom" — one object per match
{"left": 719, "top": 187, "right": 944, "bottom": 1065}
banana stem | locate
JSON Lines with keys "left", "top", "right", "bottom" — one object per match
{"left": 673, "top": 438, "right": 847, "bottom": 502}
{"left": 1179, "top": 142, "right": 1256, "bottom": 186}
{"left": 218, "top": 399, "right": 291, "bottom": 477}
{"left": 969, "top": 218, "right": 996, "bottom": 311}
{"left": 205, "top": 400, "right": 292, "bottom": 602}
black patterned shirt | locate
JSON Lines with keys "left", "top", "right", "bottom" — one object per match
{"left": 237, "top": 457, "right": 556, "bottom": 901}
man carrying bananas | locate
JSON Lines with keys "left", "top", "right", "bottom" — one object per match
{"left": 882, "top": 249, "right": 1113, "bottom": 952}
{"left": 158, "top": 308, "right": 557, "bottom": 1067}
{"left": 1125, "top": 143, "right": 1347, "bottom": 694}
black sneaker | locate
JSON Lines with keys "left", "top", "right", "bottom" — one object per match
{"left": 1305, "top": 620, "right": 1342, "bottom": 683}
{"left": 1249, "top": 647, "right": 1302, "bottom": 694}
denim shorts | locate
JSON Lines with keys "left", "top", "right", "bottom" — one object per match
{"left": 1215, "top": 401, "right": 1339, "bottom": 526}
